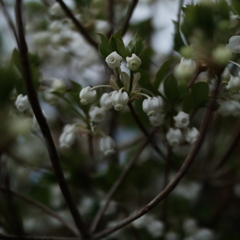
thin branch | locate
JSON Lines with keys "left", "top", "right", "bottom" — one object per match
{"left": 90, "top": 132, "right": 155, "bottom": 232}
{"left": 0, "top": 188, "right": 79, "bottom": 236}
{"left": 92, "top": 69, "right": 223, "bottom": 240}
{"left": 0, "top": 0, "right": 20, "bottom": 47}
{"left": 128, "top": 102, "right": 166, "bottom": 160}
{"left": 15, "top": 1, "right": 89, "bottom": 238}
{"left": 55, "top": 0, "right": 98, "bottom": 50}
{"left": 121, "top": 0, "right": 139, "bottom": 37}
{"left": 107, "top": 0, "right": 114, "bottom": 38}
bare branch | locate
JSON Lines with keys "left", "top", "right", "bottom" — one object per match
{"left": 107, "top": 0, "right": 114, "bottom": 37}
{"left": 55, "top": 0, "right": 98, "bottom": 50}
{"left": 15, "top": 1, "right": 89, "bottom": 238}
{"left": 121, "top": 0, "right": 139, "bottom": 37}
{"left": 0, "top": 188, "right": 79, "bottom": 236}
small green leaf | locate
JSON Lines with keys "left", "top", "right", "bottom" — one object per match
{"left": 127, "top": 32, "right": 144, "bottom": 56}
{"left": 138, "top": 69, "right": 158, "bottom": 95}
{"left": 70, "top": 80, "right": 82, "bottom": 93}
{"left": 182, "top": 92, "right": 194, "bottom": 113}
{"left": 154, "top": 57, "right": 175, "bottom": 89}
{"left": 164, "top": 74, "right": 179, "bottom": 103}
{"left": 109, "top": 30, "right": 124, "bottom": 52}
{"left": 116, "top": 39, "right": 128, "bottom": 58}
{"left": 192, "top": 82, "right": 209, "bottom": 108}
{"left": 97, "top": 33, "right": 112, "bottom": 58}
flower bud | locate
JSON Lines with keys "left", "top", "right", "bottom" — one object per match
{"left": 79, "top": 86, "right": 97, "bottom": 105}
{"left": 174, "top": 57, "right": 196, "bottom": 81}
{"left": 44, "top": 89, "right": 58, "bottom": 105}
{"left": 52, "top": 78, "right": 66, "bottom": 93}
{"left": 227, "top": 36, "right": 240, "bottom": 53}
{"left": 221, "top": 67, "right": 231, "bottom": 82}
{"left": 184, "top": 127, "right": 199, "bottom": 144}
{"left": 99, "top": 136, "right": 116, "bottom": 156}
{"left": 100, "top": 93, "right": 113, "bottom": 110}
{"left": 126, "top": 53, "right": 142, "bottom": 71}
{"left": 89, "top": 107, "right": 106, "bottom": 122}
{"left": 226, "top": 75, "right": 240, "bottom": 92}
{"left": 59, "top": 124, "right": 76, "bottom": 148}
{"left": 15, "top": 94, "right": 30, "bottom": 112}
{"left": 212, "top": 45, "right": 232, "bottom": 65}
{"left": 173, "top": 111, "right": 189, "bottom": 128}
{"left": 149, "top": 112, "right": 164, "bottom": 126}
{"left": 142, "top": 96, "right": 162, "bottom": 116}
{"left": 105, "top": 51, "right": 123, "bottom": 69}
{"left": 111, "top": 89, "right": 129, "bottom": 111}
{"left": 166, "top": 128, "right": 182, "bottom": 147}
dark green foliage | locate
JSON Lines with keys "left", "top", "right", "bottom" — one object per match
{"left": 164, "top": 74, "right": 179, "bottom": 103}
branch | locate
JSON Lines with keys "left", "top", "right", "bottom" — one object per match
{"left": 92, "top": 69, "right": 223, "bottom": 240}
{"left": 0, "top": 188, "right": 79, "bottom": 236}
{"left": 107, "top": 0, "right": 114, "bottom": 37}
{"left": 55, "top": 0, "right": 98, "bottom": 50}
{"left": 90, "top": 133, "right": 154, "bottom": 232}
{"left": 121, "top": 0, "right": 139, "bottom": 37}
{"left": 0, "top": 0, "right": 20, "bottom": 47}
{"left": 128, "top": 102, "right": 166, "bottom": 160}
{"left": 15, "top": 1, "right": 89, "bottom": 238}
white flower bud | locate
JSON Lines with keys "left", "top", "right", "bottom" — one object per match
{"left": 100, "top": 93, "right": 113, "bottom": 110}
{"left": 44, "top": 89, "right": 58, "bottom": 105}
{"left": 52, "top": 78, "right": 66, "bottom": 93}
{"left": 143, "top": 96, "right": 162, "bottom": 116}
{"left": 59, "top": 124, "right": 76, "bottom": 148}
{"left": 105, "top": 51, "right": 123, "bottom": 69}
{"left": 99, "top": 136, "right": 115, "bottom": 156}
{"left": 149, "top": 112, "right": 164, "bottom": 126}
{"left": 174, "top": 57, "right": 196, "bottom": 81}
{"left": 126, "top": 53, "right": 142, "bottom": 71}
{"left": 79, "top": 86, "right": 97, "bottom": 105}
{"left": 226, "top": 75, "right": 240, "bottom": 92}
{"left": 89, "top": 107, "right": 106, "bottom": 122}
{"left": 184, "top": 127, "right": 199, "bottom": 144}
{"left": 227, "top": 36, "right": 240, "bottom": 53}
{"left": 212, "top": 45, "right": 232, "bottom": 65}
{"left": 15, "top": 94, "right": 30, "bottom": 112}
{"left": 166, "top": 128, "right": 182, "bottom": 147}
{"left": 173, "top": 111, "right": 189, "bottom": 128}
{"left": 111, "top": 89, "right": 129, "bottom": 111}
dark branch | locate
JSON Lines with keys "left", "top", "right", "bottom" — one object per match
{"left": 107, "top": 0, "right": 114, "bottom": 37}
{"left": 0, "top": 188, "right": 79, "bottom": 236}
{"left": 15, "top": 1, "right": 89, "bottom": 238}
{"left": 55, "top": 0, "right": 98, "bottom": 50}
{"left": 121, "top": 0, "right": 138, "bottom": 37}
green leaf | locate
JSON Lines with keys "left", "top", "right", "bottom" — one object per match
{"left": 164, "top": 74, "right": 179, "bottom": 103}
{"left": 70, "top": 80, "right": 82, "bottom": 93}
{"left": 182, "top": 92, "right": 195, "bottom": 113}
{"left": 11, "top": 48, "right": 23, "bottom": 75}
{"left": 127, "top": 32, "right": 144, "bottom": 56}
{"left": 232, "top": 0, "right": 240, "bottom": 15}
{"left": 97, "top": 33, "right": 112, "bottom": 58}
{"left": 109, "top": 29, "right": 124, "bottom": 52}
{"left": 138, "top": 69, "right": 158, "bottom": 95}
{"left": 192, "top": 82, "right": 209, "bottom": 108}
{"left": 116, "top": 39, "right": 128, "bottom": 58}
{"left": 154, "top": 57, "right": 175, "bottom": 89}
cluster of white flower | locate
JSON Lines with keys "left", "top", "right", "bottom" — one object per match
{"left": 166, "top": 111, "right": 199, "bottom": 147}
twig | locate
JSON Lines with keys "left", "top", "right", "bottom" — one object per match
{"left": 91, "top": 69, "right": 223, "bottom": 240}
{"left": 121, "top": 0, "right": 139, "bottom": 37}
{"left": 0, "top": 187, "right": 79, "bottom": 236}
{"left": 107, "top": 0, "right": 114, "bottom": 37}
{"left": 90, "top": 133, "right": 155, "bottom": 232}
{"left": 15, "top": 1, "right": 89, "bottom": 238}
{"left": 128, "top": 102, "right": 166, "bottom": 160}
{"left": 0, "top": 0, "right": 20, "bottom": 47}
{"left": 55, "top": 0, "right": 98, "bottom": 50}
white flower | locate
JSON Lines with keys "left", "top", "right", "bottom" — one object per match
{"left": 166, "top": 128, "right": 182, "bottom": 147}
{"left": 49, "top": 3, "right": 64, "bottom": 17}
{"left": 173, "top": 111, "right": 189, "bottom": 128}
{"left": 218, "top": 100, "right": 240, "bottom": 117}
{"left": 126, "top": 53, "right": 142, "bottom": 71}
{"left": 149, "top": 112, "right": 164, "bottom": 126}
{"left": 221, "top": 67, "right": 230, "bottom": 82}
{"left": 226, "top": 75, "right": 240, "bottom": 92}
{"left": 143, "top": 96, "right": 162, "bottom": 116}
{"left": 99, "top": 136, "right": 115, "bottom": 156}
{"left": 79, "top": 86, "right": 97, "bottom": 105}
{"left": 59, "top": 124, "right": 76, "bottom": 148}
{"left": 174, "top": 57, "right": 196, "bottom": 80}
{"left": 132, "top": 215, "right": 154, "bottom": 229}
{"left": 146, "top": 220, "right": 164, "bottom": 238}
{"left": 227, "top": 36, "right": 240, "bottom": 53}
{"left": 194, "top": 228, "right": 214, "bottom": 240}
{"left": 15, "top": 94, "right": 30, "bottom": 112}
{"left": 89, "top": 107, "right": 106, "bottom": 122}
{"left": 52, "top": 78, "right": 66, "bottom": 93}
{"left": 44, "top": 89, "right": 58, "bottom": 105}
{"left": 183, "top": 219, "right": 198, "bottom": 236}
{"left": 184, "top": 127, "right": 199, "bottom": 144}
{"left": 111, "top": 89, "right": 129, "bottom": 111}
{"left": 100, "top": 93, "right": 113, "bottom": 110}
{"left": 105, "top": 51, "right": 123, "bottom": 69}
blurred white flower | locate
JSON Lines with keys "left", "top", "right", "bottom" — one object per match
{"left": 221, "top": 67, "right": 231, "bottom": 82}
{"left": 226, "top": 75, "right": 240, "bottom": 92}
{"left": 99, "top": 136, "right": 116, "bottom": 156}
{"left": 52, "top": 78, "right": 66, "bottom": 93}
{"left": 194, "top": 228, "right": 214, "bottom": 240}
{"left": 49, "top": 3, "right": 65, "bottom": 17}
{"left": 132, "top": 215, "right": 154, "bottom": 229}
{"left": 218, "top": 100, "right": 240, "bottom": 117}
{"left": 184, "top": 127, "right": 199, "bottom": 144}
{"left": 59, "top": 124, "right": 76, "bottom": 148}
{"left": 44, "top": 89, "right": 58, "bottom": 105}
{"left": 111, "top": 89, "right": 129, "bottom": 111}
{"left": 89, "top": 107, "right": 106, "bottom": 122}
{"left": 15, "top": 94, "right": 30, "bottom": 112}
{"left": 79, "top": 86, "right": 97, "bottom": 105}
{"left": 166, "top": 128, "right": 182, "bottom": 147}
{"left": 126, "top": 53, "right": 142, "bottom": 71}
{"left": 146, "top": 220, "right": 165, "bottom": 238}
{"left": 174, "top": 57, "right": 196, "bottom": 81}
{"left": 227, "top": 36, "right": 240, "bottom": 53}
{"left": 183, "top": 218, "right": 198, "bottom": 236}
{"left": 100, "top": 93, "right": 113, "bottom": 110}
{"left": 78, "top": 197, "right": 95, "bottom": 215}
{"left": 149, "top": 112, "right": 165, "bottom": 126}
{"left": 165, "top": 231, "right": 179, "bottom": 240}
{"left": 212, "top": 45, "right": 232, "bottom": 65}
{"left": 173, "top": 111, "right": 189, "bottom": 128}
{"left": 105, "top": 51, "right": 123, "bottom": 69}
{"left": 143, "top": 96, "right": 162, "bottom": 116}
